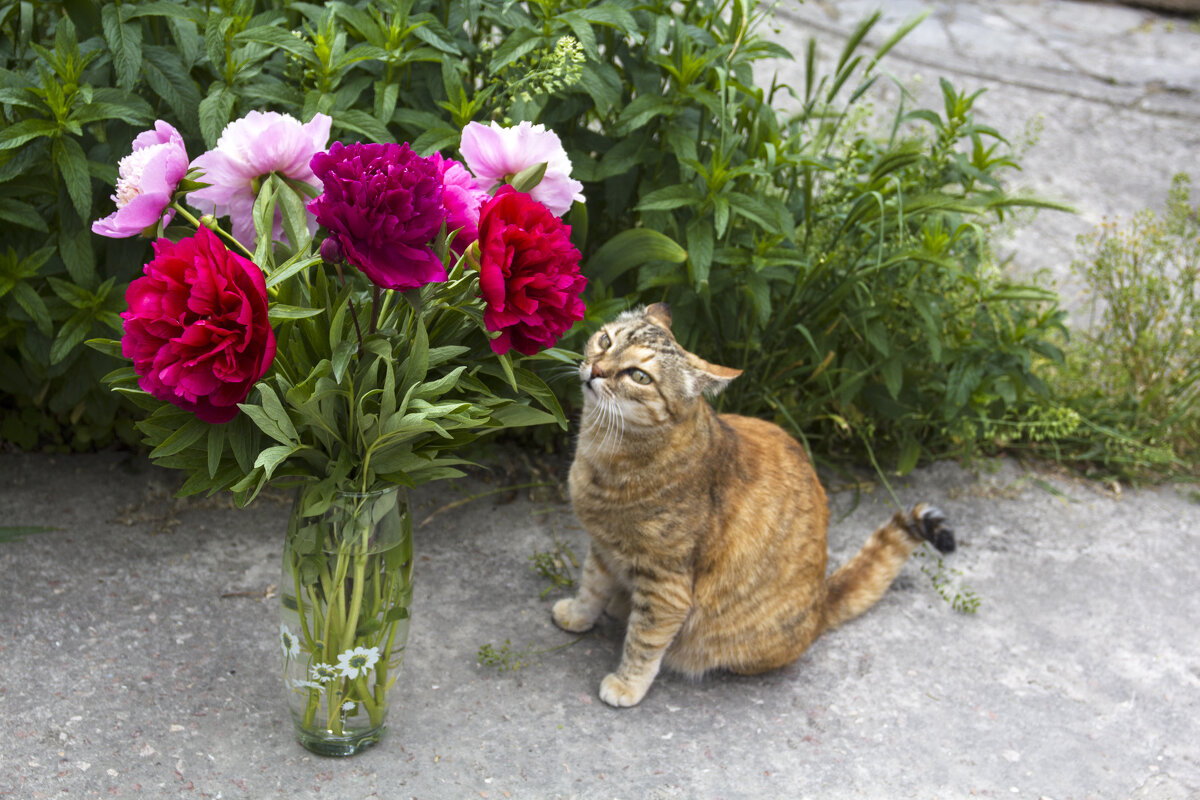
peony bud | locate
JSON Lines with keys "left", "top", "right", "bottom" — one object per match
{"left": 319, "top": 236, "right": 344, "bottom": 265}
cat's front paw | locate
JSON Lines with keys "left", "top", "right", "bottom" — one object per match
{"left": 599, "top": 672, "right": 648, "bottom": 707}
{"left": 552, "top": 598, "right": 596, "bottom": 633}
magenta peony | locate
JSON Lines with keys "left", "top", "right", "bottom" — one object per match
{"left": 187, "top": 111, "right": 331, "bottom": 248}
{"left": 307, "top": 141, "right": 447, "bottom": 291}
{"left": 459, "top": 121, "right": 584, "bottom": 217}
{"left": 477, "top": 187, "right": 586, "bottom": 356}
{"left": 92, "top": 121, "right": 189, "bottom": 238}
{"left": 122, "top": 226, "right": 276, "bottom": 423}
{"left": 432, "top": 153, "right": 489, "bottom": 255}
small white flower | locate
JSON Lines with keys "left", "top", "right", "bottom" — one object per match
{"left": 341, "top": 701, "right": 356, "bottom": 712}
{"left": 309, "top": 663, "right": 339, "bottom": 684}
{"left": 280, "top": 625, "right": 300, "bottom": 659}
{"left": 292, "top": 679, "right": 323, "bottom": 691}
{"left": 336, "top": 646, "right": 380, "bottom": 679}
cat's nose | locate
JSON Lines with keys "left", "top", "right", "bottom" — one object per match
{"left": 584, "top": 364, "right": 608, "bottom": 388}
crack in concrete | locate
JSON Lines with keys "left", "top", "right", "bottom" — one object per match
{"left": 776, "top": 6, "right": 1200, "bottom": 121}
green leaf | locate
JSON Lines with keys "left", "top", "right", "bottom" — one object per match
{"left": 0, "top": 118, "right": 58, "bottom": 150}
{"left": 268, "top": 304, "right": 324, "bottom": 322}
{"left": 53, "top": 137, "right": 91, "bottom": 221}
{"left": 881, "top": 357, "right": 903, "bottom": 400}
{"left": 332, "top": 109, "right": 392, "bottom": 144}
{"left": 896, "top": 439, "right": 921, "bottom": 476}
{"left": 85, "top": 338, "right": 124, "bottom": 360}
{"left": 410, "top": 126, "right": 459, "bottom": 156}
{"left": 49, "top": 309, "right": 92, "bottom": 365}
{"left": 331, "top": 339, "right": 356, "bottom": 383}
{"left": 400, "top": 315, "right": 429, "bottom": 393}
{"left": 634, "top": 183, "right": 701, "bottom": 212}
{"left": 254, "top": 444, "right": 298, "bottom": 481}
{"left": 0, "top": 526, "right": 58, "bottom": 544}
{"left": 490, "top": 403, "right": 559, "bottom": 428}
{"left": 685, "top": 217, "right": 714, "bottom": 288}
{"left": 0, "top": 198, "right": 47, "bottom": 231}
{"left": 272, "top": 175, "right": 310, "bottom": 250}
{"left": 58, "top": 227, "right": 96, "bottom": 288}
{"left": 150, "top": 415, "right": 208, "bottom": 458}
{"left": 508, "top": 162, "right": 548, "bottom": 194}
{"left": 102, "top": 4, "right": 144, "bottom": 91}
{"left": 198, "top": 84, "right": 235, "bottom": 148}
{"left": 586, "top": 229, "right": 687, "bottom": 288}
{"left": 266, "top": 253, "right": 320, "bottom": 288}
{"left": 251, "top": 174, "right": 278, "bottom": 263}
{"left": 234, "top": 25, "right": 315, "bottom": 59}
{"left": 142, "top": 45, "right": 203, "bottom": 134}
{"left": 240, "top": 385, "right": 298, "bottom": 445}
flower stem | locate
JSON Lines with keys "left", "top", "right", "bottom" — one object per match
{"left": 370, "top": 285, "right": 382, "bottom": 334}
{"left": 170, "top": 202, "right": 255, "bottom": 260}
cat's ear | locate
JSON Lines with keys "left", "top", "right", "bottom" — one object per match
{"left": 645, "top": 302, "right": 672, "bottom": 330}
{"left": 684, "top": 352, "right": 742, "bottom": 396}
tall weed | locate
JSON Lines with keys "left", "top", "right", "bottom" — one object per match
{"left": 1034, "top": 175, "right": 1200, "bottom": 479}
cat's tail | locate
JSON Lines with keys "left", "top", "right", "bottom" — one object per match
{"left": 820, "top": 503, "right": 955, "bottom": 633}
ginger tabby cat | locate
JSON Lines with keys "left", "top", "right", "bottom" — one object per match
{"left": 553, "top": 303, "right": 955, "bottom": 707}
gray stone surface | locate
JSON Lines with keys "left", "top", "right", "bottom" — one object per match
{"left": 4, "top": 2, "right": 1200, "bottom": 798}
{"left": 2, "top": 452, "right": 1199, "bottom": 799}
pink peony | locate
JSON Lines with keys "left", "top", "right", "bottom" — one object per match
{"left": 432, "top": 153, "right": 489, "bottom": 254}
{"left": 459, "top": 121, "right": 584, "bottom": 217}
{"left": 92, "top": 121, "right": 189, "bottom": 238}
{"left": 186, "top": 111, "right": 331, "bottom": 248}
{"left": 122, "top": 226, "right": 276, "bottom": 424}
{"left": 477, "top": 187, "right": 586, "bottom": 356}
{"left": 308, "top": 141, "right": 447, "bottom": 291}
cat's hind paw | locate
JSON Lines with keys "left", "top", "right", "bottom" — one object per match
{"left": 909, "top": 504, "right": 956, "bottom": 554}
{"left": 599, "top": 673, "right": 648, "bottom": 707}
{"left": 552, "top": 598, "right": 597, "bottom": 633}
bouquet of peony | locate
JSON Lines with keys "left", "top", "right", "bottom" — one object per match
{"left": 88, "top": 112, "right": 588, "bottom": 754}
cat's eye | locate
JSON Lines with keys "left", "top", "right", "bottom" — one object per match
{"left": 598, "top": 332, "right": 612, "bottom": 350}
{"left": 627, "top": 368, "right": 653, "bottom": 385}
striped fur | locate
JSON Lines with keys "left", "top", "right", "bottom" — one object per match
{"left": 554, "top": 304, "right": 954, "bottom": 707}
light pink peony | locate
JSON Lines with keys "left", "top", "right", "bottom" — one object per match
{"left": 431, "top": 153, "right": 490, "bottom": 254}
{"left": 187, "top": 111, "right": 332, "bottom": 248}
{"left": 459, "top": 121, "right": 584, "bottom": 217}
{"left": 92, "top": 121, "right": 189, "bottom": 238}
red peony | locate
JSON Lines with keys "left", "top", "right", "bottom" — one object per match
{"left": 477, "top": 187, "right": 586, "bottom": 356}
{"left": 122, "top": 226, "right": 276, "bottom": 423}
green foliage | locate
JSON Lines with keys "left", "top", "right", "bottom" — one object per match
{"left": 0, "top": 525, "right": 58, "bottom": 543}
{"left": 915, "top": 547, "right": 980, "bottom": 614}
{"left": 1032, "top": 174, "right": 1200, "bottom": 480}
{"left": 3, "top": 0, "right": 1066, "bottom": 473}
{"left": 477, "top": 636, "right": 581, "bottom": 673}
{"left": 529, "top": 539, "right": 577, "bottom": 598}
{"left": 566, "top": 8, "right": 1070, "bottom": 471}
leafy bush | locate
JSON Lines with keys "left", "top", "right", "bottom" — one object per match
{"left": 1, "top": 0, "right": 1066, "bottom": 472}
{"left": 569, "top": 10, "right": 1070, "bottom": 471}
{"left": 1031, "top": 174, "right": 1200, "bottom": 480}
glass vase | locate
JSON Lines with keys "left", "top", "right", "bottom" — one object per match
{"left": 279, "top": 486, "right": 414, "bottom": 757}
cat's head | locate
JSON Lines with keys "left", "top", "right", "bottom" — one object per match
{"left": 578, "top": 303, "right": 742, "bottom": 429}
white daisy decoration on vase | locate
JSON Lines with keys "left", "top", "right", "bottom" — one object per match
{"left": 336, "top": 646, "right": 380, "bottom": 679}
{"left": 280, "top": 624, "right": 300, "bottom": 660}
{"left": 292, "top": 679, "right": 323, "bottom": 691}
{"left": 341, "top": 701, "right": 356, "bottom": 712}
{"left": 309, "top": 663, "right": 339, "bottom": 684}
